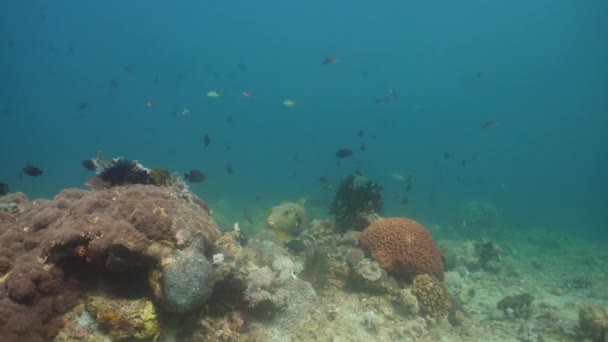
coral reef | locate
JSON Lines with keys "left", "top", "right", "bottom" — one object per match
{"left": 266, "top": 201, "right": 307, "bottom": 238}
{"left": 411, "top": 274, "right": 452, "bottom": 319}
{"left": 85, "top": 296, "right": 160, "bottom": 340}
{"left": 0, "top": 184, "right": 220, "bottom": 340}
{"left": 330, "top": 174, "right": 383, "bottom": 232}
{"left": 497, "top": 293, "right": 535, "bottom": 319}
{"left": 578, "top": 304, "right": 608, "bottom": 341}
{"left": 358, "top": 217, "right": 444, "bottom": 281}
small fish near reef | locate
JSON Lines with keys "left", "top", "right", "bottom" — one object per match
{"left": 22, "top": 163, "right": 43, "bottom": 177}
{"left": 184, "top": 169, "right": 206, "bottom": 183}
{"left": 335, "top": 148, "right": 353, "bottom": 159}
{"left": 207, "top": 90, "right": 220, "bottom": 98}
{"left": 0, "top": 182, "right": 9, "bottom": 196}
{"left": 481, "top": 120, "right": 498, "bottom": 128}
{"left": 321, "top": 56, "right": 339, "bottom": 65}
{"left": 225, "top": 162, "right": 233, "bottom": 175}
{"left": 283, "top": 99, "right": 296, "bottom": 107}
{"left": 266, "top": 200, "right": 307, "bottom": 240}
{"left": 81, "top": 159, "right": 97, "bottom": 172}
{"left": 375, "top": 88, "right": 397, "bottom": 103}
{"left": 203, "top": 133, "right": 211, "bottom": 148}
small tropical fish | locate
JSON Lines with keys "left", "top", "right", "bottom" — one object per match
{"left": 203, "top": 134, "right": 210, "bottom": 148}
{"left": 321, "top": 56, "right": 339, "bottom": 65}
{"left": 84, "top": 176, "right": 110, "bottom": 190}
{"left": 283, "top": 99, "right": 296, "bottom": 107}
{"left": 0, "top": 182, "right": 8, "bottom": 196}
{"left": 207, "top": 91, "right": 220, "bottom": 98}
{"left": 336, "top": 148, "right": 353, "bottom": 159}
{"left": 242, "top": 90, "right": 254, "bottom": 98}
{"left": 225, "top": 162, "right": 233, "bottom": 175}
{"left": 405, "top": 175, "right": 414, "bottom": 192}
{"left": 481, "top": 120, "right": 498, "bottom": 128}
{"left": 22, "top": 163, "right": 43, "bottom": 177}
{"left": 184, "top": 169, "right": 206, "bottom": 183}
{"left": 391, "top": 173, "right": 405, "bottom": 182}
{"left": 146, "top": 101, "right": 154, "bottom": 108}
{"left": 243, "top": 207, "right": 254, "bottom": 224}
{"left": 81, "top": 159, "right": 97, "bottom": 171}
{"left": 375, "top": 88, "right": 397, "bottom": 103}
{"left": 181, "top": 108, "right": 190, "bottom": 117}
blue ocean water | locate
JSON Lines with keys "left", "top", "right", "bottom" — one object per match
{"left": 1, "top": 1, "right": 606, "bottom": 237}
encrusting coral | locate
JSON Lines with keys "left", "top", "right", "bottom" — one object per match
{"left": 86, "top": 296, "right": 160, "bottom": 340}
{"left": 358, "top": 217, "right": 444, "bottom": 281}
{"left": 0, "top": 184, "right": 221, "bottom": 340}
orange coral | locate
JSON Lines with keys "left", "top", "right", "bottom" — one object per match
{"left": 358, "top": 217, "right": 444, "bottom": 281}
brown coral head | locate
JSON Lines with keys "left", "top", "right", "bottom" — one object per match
{"left": 412, "top": 274, "right": 452, "bottom": 318}
{"left": 358, "top": 217, "right": 444, "bottom": 281}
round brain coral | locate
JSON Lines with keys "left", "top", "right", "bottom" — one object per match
{"left": 358, "top": 217, "right": 444, "bottom": 281}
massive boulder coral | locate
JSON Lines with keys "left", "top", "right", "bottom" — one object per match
{"left": 0, "top": 184, "right": 221, "bottom": 340}
{"left": 358, "top": 217, "right": 444, "bottom": 281}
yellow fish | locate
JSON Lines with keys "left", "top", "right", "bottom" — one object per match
{"left": 283, "top": 99, "right": 296, "bottom": 107}
{"left": 207, "top": 91, "right": 220, "bottom": 98}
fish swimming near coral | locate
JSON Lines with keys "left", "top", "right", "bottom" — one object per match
{"left": 81, "top": 159, "right": 97, "bottom": 171}
{"left": 0, "top": 182, "right": 8, "bottom": 196}
{"left": 266, "top": 200, "right": 307, "bottom": 239}
{"left": 335, "top": 148, "right": 353, "bottom": 159}
{"left": 203, "top": 134, "right": 211, "bottom": 148}
{"left": 375, "top": 88, "right": 397, "bottom": 103}
{"left": 225, "top": 162, "right": 233, "bottom": 175}
{"left": 84, "top": 176, "right": 110, "bottom": 190}
{"left": 283, "top": 99, "right": 296, "bottom": 107}
{"left": 405, "top": 175, "right": 414, "bottom": 192}
{"left": 184, "top": 169, "right": 206, "bottom": 183}
{"left": 481, "top": 120, "right": 498, "bottom": 128}
{"left": 321, "top": 56, "right": 339, "bottom": 65}
{"left": 22, "top": 162, "right": 43, "bottom": 177}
